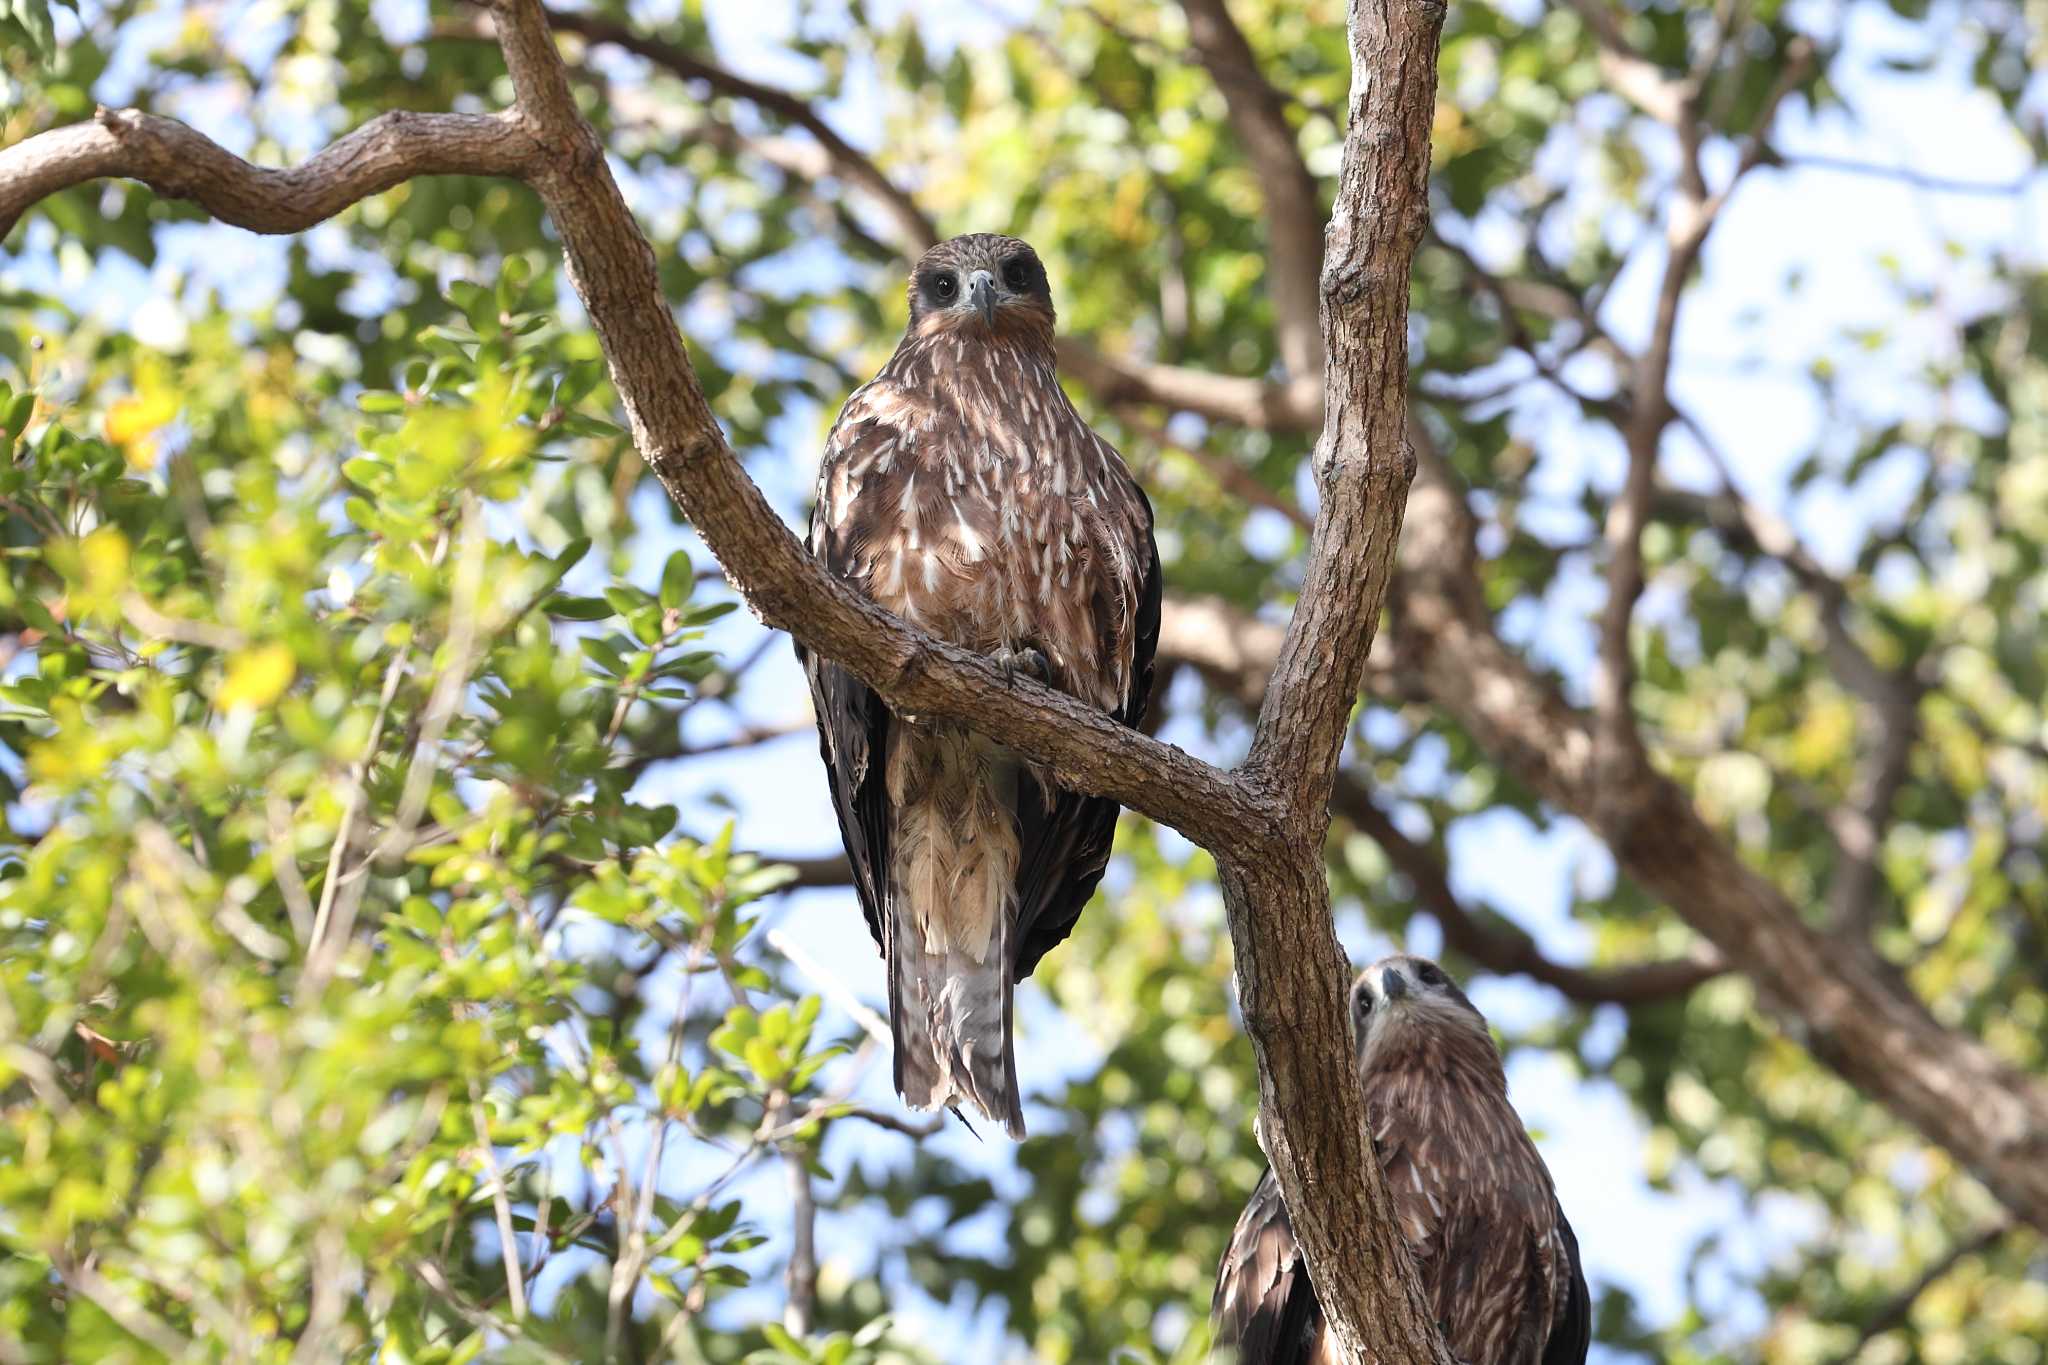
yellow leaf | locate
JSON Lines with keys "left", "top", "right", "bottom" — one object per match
{"left": 219, "top": 644, "right": 297, "bottom": 711}
{"left": 105, "top": 360, "right": 180, "bottom": 470}
{"left": 79, "top": 526, "right": 129, "bottom": 593}
{"left": 66, "top": 527, "right": 130, "bottom": 620}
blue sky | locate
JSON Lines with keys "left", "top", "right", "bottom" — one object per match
{"left": 6, "top": 0, "right": 2046, "bottom": 1358}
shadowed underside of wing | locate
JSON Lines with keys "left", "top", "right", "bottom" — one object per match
{"left": 1012, "top": 491, "right": 1161, "bottom": 977}
{"left": 1210, "top": 1169, "right": 1329, "bottom": 1365}
{"left": 1544, "top": 1203, "right": 1591, "bottom": 1365}
{"left": 796, "top": 641, "right": 891, "bottom": 951}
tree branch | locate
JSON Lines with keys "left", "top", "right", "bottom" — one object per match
{"left": 1656, "top": 453, "right": 1925, "bottom": 937}
{"left": 1119, "top": 411, "right": 1315, "bottom": 532}
{"left": 1205, "top": 0, "right": 1450, "bottom": 1358}
{"left": 0, "top": 107, "right": 536, "bottom": 241}
{"left": 1178, "top": 0, "right": 1326, "bottom": 380}
{"left": 443, "top": 4, "right": 939, "bottom": 256}
{"left": 462, "top": 1, "right": 1334, "bottom": 450}
{"left": 473, "top": 0, "right": 1272, "bottom": 862}
{"left": 1825, "top": 1221, "right": 2010, "bottom": 1365}
{"left": 1389, "top": 434, "right": 2048, "bottom": 1236}
{"left": 1053, "top": 337, "right": 1323, "bottom": 431}
{"left": 1780, "top": 153, "right": 2032, "bottom": 198}
{"left": 1592, "top": 19, "right": 1813, "bottom": 820}
{"left": 1163, "top": 589, "right": 1720, "bottom": 1005}
{"left": 1329, "top": 780, "right": 1725, "bottom": 1005}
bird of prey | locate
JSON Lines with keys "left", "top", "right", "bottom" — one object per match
{"left": 797, "top": 233, "right": 1161, "bottom": 1138}
{"left": 1210, "top": 956, "right": 1590, "bottom": 1365}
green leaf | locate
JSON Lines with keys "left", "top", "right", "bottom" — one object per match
{"left": 544, "top": 593, "right": 614, "bottom": 621}
{"left": 659, "top": 549, "right": 695, "bottom": 611}
{"left": 7, "top": 0, "right": 56, "bottom": 57}
{"left": 2, "top": 390, "right": 34, "bottom": 446}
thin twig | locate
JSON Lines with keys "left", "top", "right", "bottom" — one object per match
{"left": 303, "top": 639, "right": 411, "bottom": 985}
{"left": 52, "top": 1259, "right": 193, "bottom": 1360}
{"left": 1825, "top": 1222, "right": 2010, "bottom": 1364}
{"left": 764, "top": 927, "right": 889, "bottom": 1049}
{"left": 1784, "top": 154, "right": 2030, "bottom": 197}
{"left": 470, "top": 1091, "right": 531, "bottom": 1321}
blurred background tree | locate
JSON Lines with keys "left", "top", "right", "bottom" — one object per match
{"left": 2, "top": 1, "right": 2045, "bottom": 1362}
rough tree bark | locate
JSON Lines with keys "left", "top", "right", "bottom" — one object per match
{"left": 0, "top": 0, "right": 1455, "bottom": 1356}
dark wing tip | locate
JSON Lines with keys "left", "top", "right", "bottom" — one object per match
{"left": 1543, "top": 1203, "right": 1593, "bottom": 1365}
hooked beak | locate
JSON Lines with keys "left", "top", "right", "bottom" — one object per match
{"left": 967, "top": 269, "right": 998, "bottom": 326}
{"left": 1379, "top": 968, "right": 1409, "bottom": 1003}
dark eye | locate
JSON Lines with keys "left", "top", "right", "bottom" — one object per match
{"left": 1416, "top": 963, "right": 1445, "bottom": 988}
{"left": 1353, "top": 989, "right": 1373, "bottom": 1018}
{"left": 929, "top": 272, "right": 957, "bottom": 301}
{"left": 1001, "top": 258, "right": 1030, "bottom": 292}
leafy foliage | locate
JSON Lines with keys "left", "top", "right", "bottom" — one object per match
{"left": 3, "top": 1, "right": 2046, "bottom": 1363}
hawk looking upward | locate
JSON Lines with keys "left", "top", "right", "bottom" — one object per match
{"left": 1211, "top": 956, "right": 1590, "bottom": 1364}
{"left": 798, "top": 234, "right": 1161, "bottom": 1138}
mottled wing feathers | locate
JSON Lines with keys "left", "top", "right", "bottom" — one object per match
{"left": 1366, "top": 1101, "right": 1447, "bottom": 1265}
{"left": 799, "top": 406, "right": 899, "bottom": 954}
{"left": 1362, "top": 1067, "right": 1588, "bottom": 1365}
{"left": 1012, "top": 482, "right": 1160, "bottom": 977}
{"left": 1209, "top": 1169, "right": 1327, "bottom": 1365}
{"left": 1543, "top": 1203, "right": 1592, "bottom": 1365}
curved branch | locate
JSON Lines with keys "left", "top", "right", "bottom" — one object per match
{"left": 477, "top": 0, "right": 1271, "bottom": 864}
{"left": 1825, "top": 1221, "right": 2010, "bottom": 1365}
{"left": 1329, "top": 780, "right": 1725, "bottom": 1005}
{"left": 1591, "top": 29, "right": 1814, "bottom": 814}
{"left": 1178, "top": 0, "right": 1326, "bottom": 380}
{"left": 1212, "top": 0, "right": 1450, "bottom": 1359}
{"left": 1391, "top": 433, "right": 2048, "bottom": 1236}
{"left": 1160, "top": 591, "right": 1716, "bottom": 1004}
{"left": 1054, "top": 336, "right": 1322, "bottom": 431}
{"left": 511, "top": 4, "right": 940, "bottom": 256}
{"left": 0, "top": 107, "right": 537, "bottom": 241}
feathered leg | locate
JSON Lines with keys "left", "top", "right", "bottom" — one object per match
{"left": 884, "top": 724, "right": 1025, "bottom": 1137}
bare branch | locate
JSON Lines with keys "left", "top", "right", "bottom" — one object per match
{"left": 304, "top": 643, "right": 410, "bottom": 984}
{"left": 1054, "top": 337, "right": 1323, "bottom": 431}
{"left": 1178, "top": 0, "right": 1326, "bottom": 380}
{"left": 470, "top": 1092, "right": 531, "bottom": 1321}
{"left": 52, "top": 1259, "right": 193, "bottom": 1360}
{"left": 781, "top": 1143, "right": 818, "bottom": 1337}
{"left": 1390, "top": 431, "right": 2048, "bottom": 1237}
{"left": 0, "top": 107, "right": 536, "bottom": 241}
{"left": 1157, "top": 591, "right": 1413, "bottom": 717}
{"left": 1329, "top": 780, "right": 1725, "bottom": 1005}
{"left": 1656, "top": 450, "right": 1925, "bottom": 936}
{"left": 764, "top": 927, "right": 889, "bottom": 1049}
{"left": 443, "top": 3, "right": 939, "bottom": 257}
{"left": 1781, "top": 153, "right": 2032, "bottom": 197}
{"left": 1826, "top": 1222, "right": 2011, "bottom": 1365}
{"left": 1563, "top": 0, "right": 1687, "bottom": 124}
{"left": 1592, "top": 28, "right": 1814, "bottom": 816}
{"left": 1119, "top": 411, "right": 1314, "bottom": 532}
{"left": 674, "top": 719, "right": 809, "bottom": 759}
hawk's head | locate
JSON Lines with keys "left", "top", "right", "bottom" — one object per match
{"left": 1350, "top": 954, "right": 1502, "bottom": 1083}
{"left": 907, "top": 233, "right": 1055, "bottom": 344}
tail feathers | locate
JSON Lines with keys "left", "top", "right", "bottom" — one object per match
{"left": 889, "top": 911, "right": 1025, "bottom": 1139}
{"left": 882, "top": 733, "right": 1024, "bottom": 1137}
